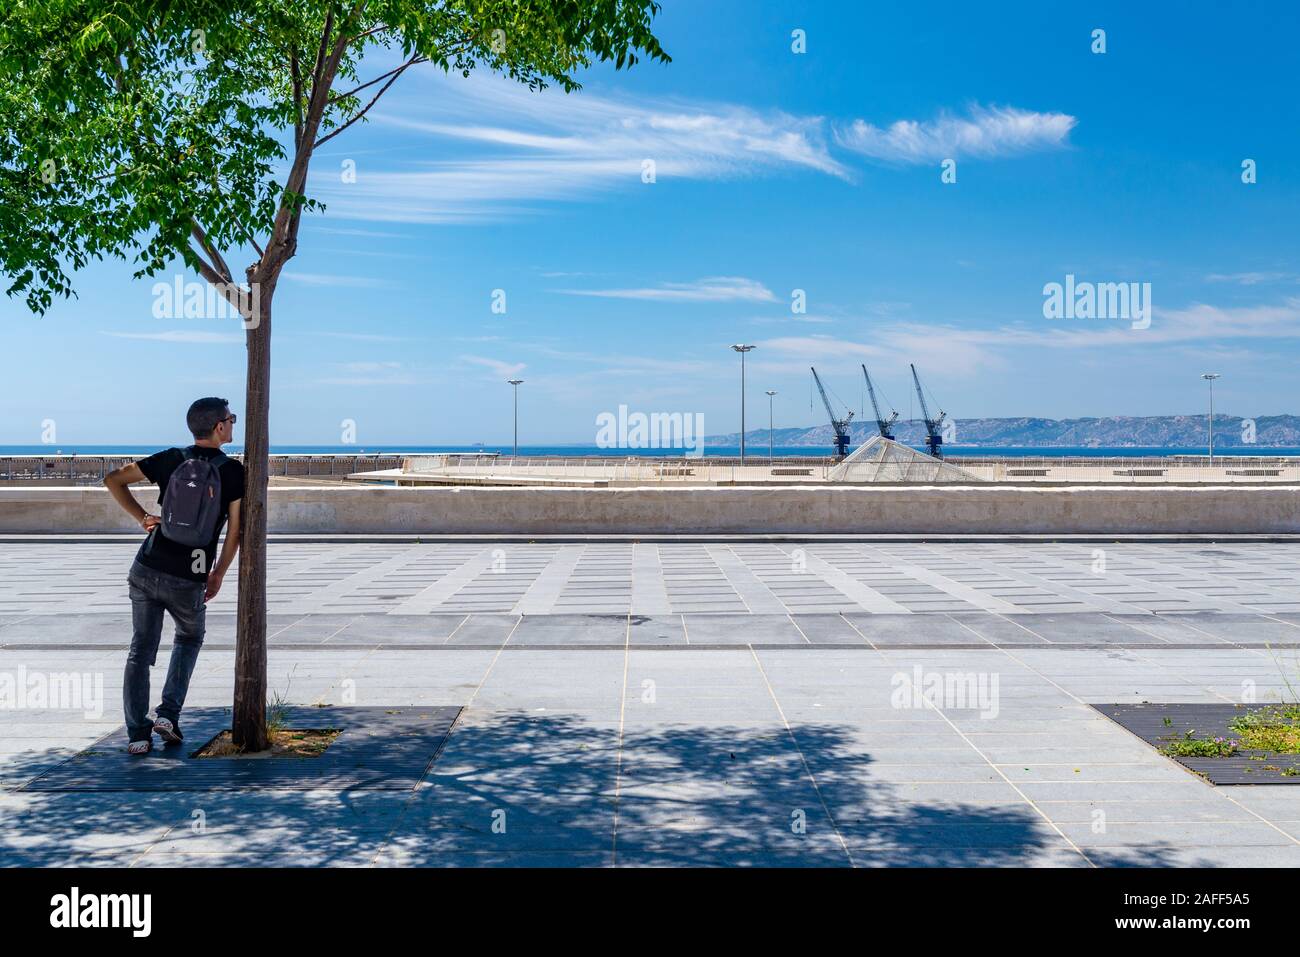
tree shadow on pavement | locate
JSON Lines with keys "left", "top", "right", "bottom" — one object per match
{"left": 1, "top": 710, "right": 1193, "bottom": 868}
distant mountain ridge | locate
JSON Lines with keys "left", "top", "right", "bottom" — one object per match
{"left": 707, "top": 414, "right": 1300, "bottom": 448}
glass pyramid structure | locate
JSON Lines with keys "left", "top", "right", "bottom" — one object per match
{"left": 827, "top": 436, "right": 984, "bottom": 483}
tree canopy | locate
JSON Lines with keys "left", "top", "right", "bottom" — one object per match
{"left": 0, "top": 0, "right": 669, "bottom": 312}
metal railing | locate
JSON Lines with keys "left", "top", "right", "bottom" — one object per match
{"left": 0, "top": 453, "right": 407, "bottom": 485}
{"left": 396, "top": 452, "right": 1300, "bottom": 486}
{"left": 7, "top": 451, "right": 1299, "bottom": 487}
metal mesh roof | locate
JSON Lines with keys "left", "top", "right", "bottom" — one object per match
{"left": 827, "top": 436, "right": 985, "bottom": 483}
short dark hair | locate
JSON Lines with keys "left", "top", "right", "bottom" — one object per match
{"left": 186, "top": 397, "right": 230, "bottom": 439}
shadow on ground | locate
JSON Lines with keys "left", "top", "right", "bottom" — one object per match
{"left": 1, "top": 711, "right": 1193, "bottom": 867}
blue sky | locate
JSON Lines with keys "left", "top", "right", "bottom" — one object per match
{"left": 4, "top": 0, "right": 1299, "bottom": 446}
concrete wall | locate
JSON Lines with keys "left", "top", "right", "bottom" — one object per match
{"left": 2, "top": 485, "right": 1298, "bottom": 535}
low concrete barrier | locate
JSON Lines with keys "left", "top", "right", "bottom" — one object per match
{"left": 2, "top": 485, "right": 1298, "bottom": 535}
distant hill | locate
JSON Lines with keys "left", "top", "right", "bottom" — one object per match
{"left": 706, "top": 414, "right": 1300, "bottom": 449}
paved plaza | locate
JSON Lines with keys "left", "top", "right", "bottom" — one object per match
{"left": 5, "top": 538, "right": 1300, "bottom": 618}
{"left": 2, "top": 539, "right": 1300, "bottom": 867}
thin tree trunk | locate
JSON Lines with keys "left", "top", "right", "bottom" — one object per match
{"left": 232, "top": 281, "right": 273, "bottom": 751}
{"left": 228, "top": 15, "right": 340, "bottom": 749}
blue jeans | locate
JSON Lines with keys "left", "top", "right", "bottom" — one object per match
{"left": 124, "top": 561, "right": 206, "bottom": 743}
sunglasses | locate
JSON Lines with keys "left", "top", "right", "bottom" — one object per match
{"left": 222, "top": 413, "right": 238, "bottom": 425}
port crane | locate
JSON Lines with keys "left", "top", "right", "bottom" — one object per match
{"left": 811, "top": 366, "right": 854, "bottom": 459}
{"left": 910, "top": 363, "right": 946, "bottom": 458}
{"left": 861, "top": 365, "right": 899, "bottom": 440}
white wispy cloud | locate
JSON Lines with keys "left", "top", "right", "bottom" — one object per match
{"left": 460, "top": 355, "right": 526, "bottom": 378}
{"left": 317, "top": 331, "right": 410, "bottom": 342}
{"left": 753, "top": 298, "right": 1300, "bottom": 376}
{"left": 837, "top": 104, "right": 1076, "bottom": 164}
{"left": 1205, "top": 271, "right": 1298, "bottom": 285}
{"left": 282, "top": 271, "right": 395, "bottom": 288}
{"left": 314, "top": 72, "right": 847, "bottom": 223}
{"left": 311, "top": 226, "right": 410, "bottom": 239}
{"left": 749, "top": 313, "right": 836, "bottom": 325}
{"left": 557, "top": 276, "right": 776, "bottom": 303}
{"left": 313, "top": 360, "right": 423, "bottom": 386}
{"left": 101, "top": 330, "right": 243, "bottom": 344}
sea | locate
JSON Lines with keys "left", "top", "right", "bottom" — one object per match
{"left": 4, "top": 444, "right": 1299, "bottom": 459}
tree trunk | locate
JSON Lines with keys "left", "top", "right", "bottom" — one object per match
{"left": 232, "top": 280, "right": 273, "bottom": 751}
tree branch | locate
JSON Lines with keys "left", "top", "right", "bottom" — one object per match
{"left": 315, "top": 54, "right": 424, "bottom": 148}
{"left": 308, "top": 9, "right": 335, "bottom": 105}
{"left": 191, "top": 222, "right": 232, "bottom": 284}
{"left": 190, "top": 248, "right": 257, "bottom": 321}
{"left": 346, "top": 23, "right": 392, "bottom": 44}
{"left": 328, "top": 54, "right": 426, "bottom": 105}
{"left": 290, "top": 46, "right": 304, "bottom": 151}
{"left": 262, "top": 9, "right": 355, "bottom": 272}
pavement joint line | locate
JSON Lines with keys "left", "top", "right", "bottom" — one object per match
{"left": 909, "top": 685, "right": 1097, "bottom": 867}
{"left": 942, "top": 612, "right": 1001, "bottom": 648}
{"left": 786, "top": 613, "right": 812, "bottom": 645}
{"left": 837, "top": 612, "right": 878, "bottom": 650}
{"left": 311, "top": 644, "right": 383, "bottom": 706}
{"left": 13, "top": 533, "right": 1300, "bottom": 543}
{"left": 367, "top": 619, "right": 514, "bottom": 867}
{"left": 1163, "top": 615, "right": 1272, "bottom": 660}
{"left": 990, "top": 762, "right": 1183, "bottom": 767}
{"left": 884, "top": 614, "right": 1121, "bottom": 865}
{"left": 1098, "top": 612, "right": 1175, "bottom": 645}
{"left": 989, "top": 610, "right": 1053, "bottom": 642}
{"left": 680, "top": 613, "right": 690, "bottom": 645}
{"left": 984, "top": 625, "right": 1300, "bottom": 849}
{"left": 11, "top": 639, "right": 1300, "bottom": 653}
{"left": 1095, "top": 632, "right": 1239, "bottom": 706}
{"left": 611, "top": 613, "right": 631, "bottom": 866}
{"left": 440, "top": 613, "right": 472, "bottom": 645}
{"left": 128, "top": 829, "right": 177, "bottom": 869}
{"left": 1258, "top": 612, "right": 1300, "bottom": 632}
{"left": 747, "top": 646, "right": 856, "bottom": 868}
{"left": 319, "top": 616, "right": 361, "bottom": 645}
{"left": 266, "top": 613, "right": 311, "bottom": 641}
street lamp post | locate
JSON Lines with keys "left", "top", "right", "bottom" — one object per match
{"left": 731, "top": 344, "right": 755, "bottom": 461}
{"left": 765, "top": 390, "right": 777, "bottom": 464}
{"left": 507, "top": 378, "right": 524, "bottom": 457}
{"left": 1201, "top": 373, "right": 1221, "bottom": 467}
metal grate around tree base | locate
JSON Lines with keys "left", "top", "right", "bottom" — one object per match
{"left": 1092, "top": 702, "right": 1300, "bottom": 785}
{"left": 18, "top": 705, "right": 461, "bottom": 792}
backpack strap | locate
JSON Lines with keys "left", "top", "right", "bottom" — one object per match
{"left": 182, "top": 446, "right": 229, "bottom": 468}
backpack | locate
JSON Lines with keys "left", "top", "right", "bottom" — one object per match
{"left": 160, "top": 449, "right": 229, "bottom": 547}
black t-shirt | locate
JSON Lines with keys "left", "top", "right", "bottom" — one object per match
{"left": 135, "top": 446, "right": 245, "bottom": 582}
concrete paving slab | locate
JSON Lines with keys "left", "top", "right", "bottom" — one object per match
{"left": 5, "top": 539, "right": 1300, "bottom": 867}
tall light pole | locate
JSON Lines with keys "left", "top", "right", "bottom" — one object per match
{"left": 1201, "top": 373, "right": 1221, "bottom": 466}
{"left": 507, "top": 378, "right": 524, "bottom": 457}
{"left": 765, "top": 390, "right": 777, "bottom": 464}
{"left": 731, "top": 344, "right": 755, "bottom": 461}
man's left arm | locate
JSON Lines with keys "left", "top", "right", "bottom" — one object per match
{"left": 205, "top": 498, "right": 241, "bottom": 602}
